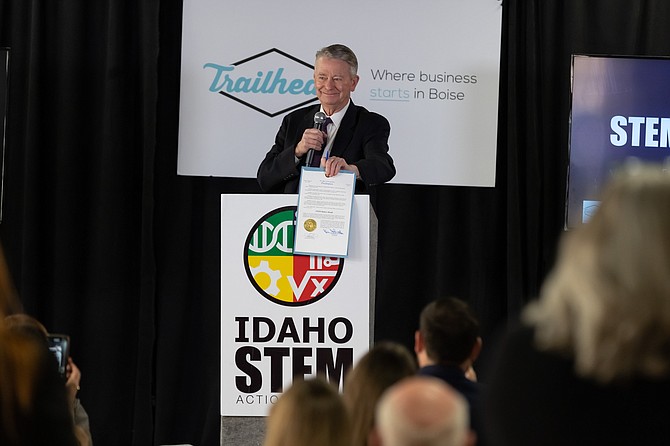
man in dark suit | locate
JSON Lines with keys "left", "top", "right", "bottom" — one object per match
{"left": 414, "top": 297, "right": 486, "bottom": 445}
{"left": 257, "top": 44, "right": 396, "bottom": 194}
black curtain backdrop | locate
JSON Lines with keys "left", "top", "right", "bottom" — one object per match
{"left": 2, "top": 1, "right": 670, "bottom": 445}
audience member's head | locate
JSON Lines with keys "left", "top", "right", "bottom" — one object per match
{"left": 4, "top": 313, "right": 49, "bottom": 343}
{"left": 263, "top": 376, "right": 351, "bottom": 446}
{"left": 374, "top": 376, "right": 475, "bottom": 446}
{"left": 3, "top": 313, "right": 91, "bottom": 446}
{"left": 1, "top": 331, "right": 52, "bottom": 445}
{"left": 0, "top": 242, "right": 79, "bottom": 445}
{"left": 415, "top": 297, "right": 482, "bottom": 371}
{"left": 343, "top": 341, "right": 418, "bottom": 446}
{"left": 524, "top": 163, "right": 670, "bottom": 383}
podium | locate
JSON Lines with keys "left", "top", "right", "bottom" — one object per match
{"left": 219, "top": 194, "right": 377, "bottom": 445}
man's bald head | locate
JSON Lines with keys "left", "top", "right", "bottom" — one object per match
{"left": 375, "top": 376, "right": 472, "bottom": 446}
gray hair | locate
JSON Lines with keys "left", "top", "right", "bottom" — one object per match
{"left": 315, "top": 44, "right": 358, "bottom": 76}
{"left": 524, "top": 162, "right": 670, "bottom": 383}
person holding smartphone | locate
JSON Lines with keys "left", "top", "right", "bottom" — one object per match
{"left": 4, "top": 313, "right": 93, "bottom": 446}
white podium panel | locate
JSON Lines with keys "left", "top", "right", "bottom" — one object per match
{"left": 220, "top": 194, "right": 371, "bottom": 416}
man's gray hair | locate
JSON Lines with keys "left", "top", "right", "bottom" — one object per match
{"left": 316, "top": 44, "right": 358, "bottom": 76}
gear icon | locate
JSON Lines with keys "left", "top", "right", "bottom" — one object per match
{"left": 250, "top": 260, "right": 282, "bottom": 296}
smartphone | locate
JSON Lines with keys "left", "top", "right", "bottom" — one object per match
{"left": 47, "top": 334, "right": 70, "bottom": 378}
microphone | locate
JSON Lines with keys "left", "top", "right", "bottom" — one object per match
{"left": 306, "top": 111, "right": 327, "bottom": 167}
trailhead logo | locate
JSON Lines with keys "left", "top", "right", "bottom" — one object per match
{"left": 244, "top": 206, "right": 344, "bottom": 306}
{"left": 204, "top": 48, "right": 318, "bottom": 117}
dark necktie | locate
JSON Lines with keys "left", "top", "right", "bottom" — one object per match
{"left": 310, "top": 117, "right": 333, "bottom": 167}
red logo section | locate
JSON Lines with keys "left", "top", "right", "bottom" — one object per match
{"left": 244, "top": 207, "right": 344, "bottom": 306}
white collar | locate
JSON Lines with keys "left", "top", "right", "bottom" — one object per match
{"left": 321, "top": 100, "right": 350, "bottom": 127}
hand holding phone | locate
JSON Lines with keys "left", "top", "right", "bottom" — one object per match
{"left": 47, "top": 334, "right": 70, "bottom": 379}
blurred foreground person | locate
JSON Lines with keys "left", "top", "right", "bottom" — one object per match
{"left": 5, "top": 314, "right": 92, "bottom": 445}
{"left": 263, "top": 376, "right": 351, "bottom": 446}
{"left": 0, "top": 243, "right": 80, "bottom": 445}
{"left": 486, "top": 163, "right": 670, "bottom": 445}
{"left": 343, "top": 341, "right": 417, "bottom": 446}
{"left": 374, "top": 376, "right": 476, "bottom": 446}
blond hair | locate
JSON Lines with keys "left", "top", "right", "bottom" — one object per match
{"left": 343, "top": 342, "right": 417, "bottom": 446}
{"left": 263, "top": 377, "right": 351, "bottom": 446}
{"left": 524, "top": 163, "right": 670, "bottom": 383}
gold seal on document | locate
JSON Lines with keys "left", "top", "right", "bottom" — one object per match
{"left": 304, "top": 219, "right": 317, "bottom": 232}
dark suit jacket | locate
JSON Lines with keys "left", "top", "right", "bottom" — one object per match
{"left": 418, "top": 364, "right": 486, "bottom": 444}
{"left": 257, "top": 102, "right": 396, "bottom": 194}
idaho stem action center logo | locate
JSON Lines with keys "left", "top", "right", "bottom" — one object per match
{"left": 244, "top": 206, "right": 344, "bottom": 306}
